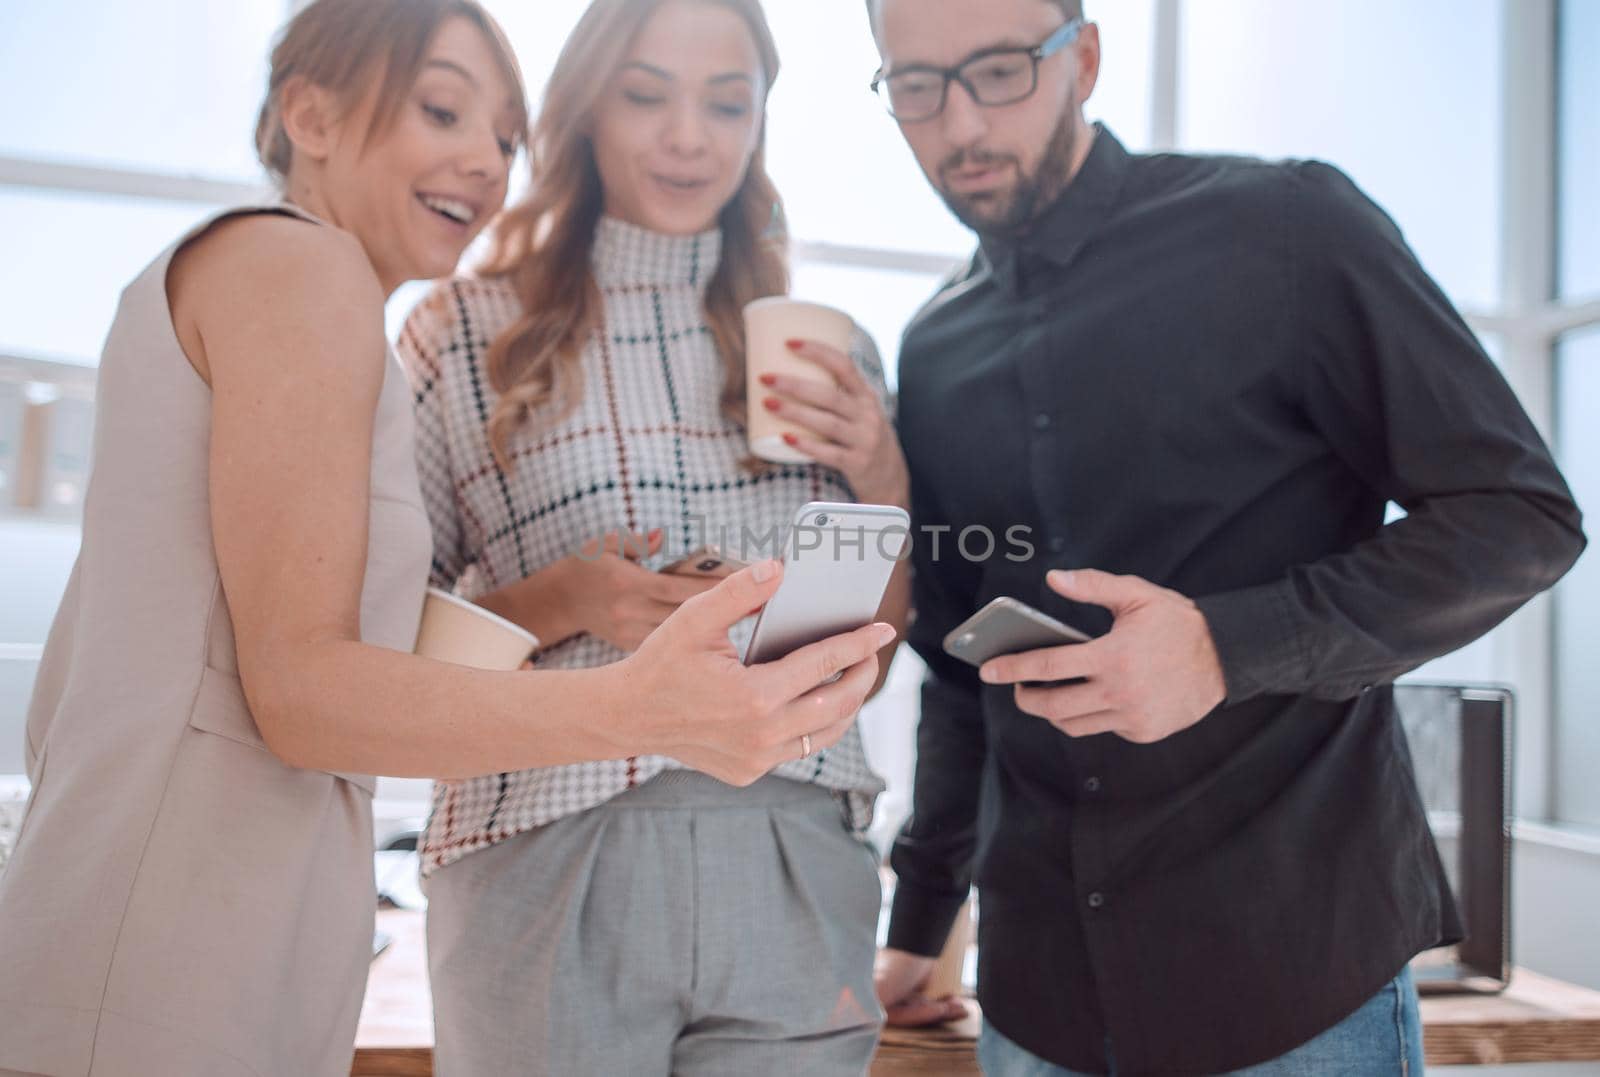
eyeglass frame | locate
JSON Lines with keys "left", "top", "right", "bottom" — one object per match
{"left": 869, "top": 16, "right": 1087, "bottom": 123}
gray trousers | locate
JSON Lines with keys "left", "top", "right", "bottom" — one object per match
{"left": 424, "top": 772, "right": 885, "bottom": 1076}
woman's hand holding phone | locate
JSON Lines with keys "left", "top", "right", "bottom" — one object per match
{"left": 554, "top": 529, "right": 721, "bottom": 652}
{"left": 480, "top": 529, "right": 718, "bottom": 654}
{"left": 618, "top": 559, "right": 897, "bottom": 787}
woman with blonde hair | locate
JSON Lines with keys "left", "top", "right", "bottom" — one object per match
{"left": 397, "top": 0, "right": 912, "bottom": 1072}
{"left": 400, "top": 0, "right": 913, "bottom": 1071}
{"left": 0, "top": 2, "right": 890, "bottom": 1073}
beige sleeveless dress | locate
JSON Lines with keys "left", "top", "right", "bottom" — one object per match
{"left": 0, "top": 204, "right": 433, "bottom": 1076}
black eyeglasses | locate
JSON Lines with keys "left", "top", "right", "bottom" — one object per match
{"left": 870, "top": 17, "right": 1086, "bottom": 123}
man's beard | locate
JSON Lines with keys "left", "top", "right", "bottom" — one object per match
{"left": 934, "top": 108, "right": 1080, "bottom": 239}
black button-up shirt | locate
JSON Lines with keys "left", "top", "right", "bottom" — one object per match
{"left": 886, "top": 126, "right": 1585, "bottom": 1074}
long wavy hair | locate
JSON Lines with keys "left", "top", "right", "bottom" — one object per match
{"left": 478, "top": 0, "right": 789, "bottom": 467}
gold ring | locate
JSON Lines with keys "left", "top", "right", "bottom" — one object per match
{"left": 801, "top": 732, "right": 813, "bottom": 757}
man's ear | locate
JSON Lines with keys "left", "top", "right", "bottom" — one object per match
{"left": 279, "top": 75, "right": 343, "bottom": 166}
{"left": 1074, "top": 22, "right": 1102, "bottom": 107}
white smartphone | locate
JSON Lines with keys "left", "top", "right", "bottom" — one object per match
{"left": 741, "top": 501, "right": 910, "bottom": 666}
{"left": 942, "top": 596, "right": 1090, "bottom": 669}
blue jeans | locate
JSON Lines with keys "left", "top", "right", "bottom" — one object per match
{"left": 977, "top": 966, "right": 1424, "bottom": 1076}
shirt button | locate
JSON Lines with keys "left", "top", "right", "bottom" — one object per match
{"left": 1087, "top": 891, "right": 1106, "bottom": 910}
{"left": 1083, "top": 776, "right": 1101, "bottom": 793}
{"left": 1048, "top": 536, "right": 1067, "bottom": 554}
{"left": 1033, "top": 413, "right": 1052, "bottom": 431}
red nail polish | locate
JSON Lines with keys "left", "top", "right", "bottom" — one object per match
{"left": 785, "top": 339, "right": 804, "bottom": 350}
{"left": 759, "top": 373, "right": 777, "bottom": 386}
{"left": 783, "top": 433, "right": 798, "bottom": 446}
{"left": 763, "top": 397, "right": 781, "bottom": 411}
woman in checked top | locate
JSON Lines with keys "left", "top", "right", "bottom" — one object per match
{"left": 396, "top": 0, "right": 913, "bottom": 1072}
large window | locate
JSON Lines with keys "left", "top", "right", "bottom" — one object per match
{"left": 1551, "top": 0, "right": 1600, "bottom": 827}
{"left": 1178, "top": 0, "right": 1504, "bottom": 314}
{"left": 0, "top": 3, "right": 278, "bottom": 182}
{"left": 1555, "top": 327, "right": 1600, "bottom": 827}
{"left": 1, "top": 1, "right": 1595, "bottom": 842}
{"left": 0, "top": 189, "right": 220, "bottom": 361}
{"left": 1557, "top": 0, "right": 1599, "bottom": 302}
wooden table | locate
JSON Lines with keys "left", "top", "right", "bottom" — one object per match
{"left": 1421, "top": 971, "right": 1600, "bottom": 1066}
{"left": 354, "top": 909, "right": 1600, "bottom": 1075}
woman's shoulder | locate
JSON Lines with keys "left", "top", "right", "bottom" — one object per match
{"left": 172, "top": 212, "right": 380, "bottom": 331}
{"left": 168, "top": 210, "right": 385, "bottom": 386}
{"left": 179, "top": 211, "right": 374, "bottom": 292}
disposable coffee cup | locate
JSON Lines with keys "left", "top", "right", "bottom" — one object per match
{"left": 743, "top": 297, "right": 856, "bottom": 464}
{"left": 413, "top": 587, "right": 539, "bottom": 671}
{"left": 924, "top": 898, "right": 974, "bottom": 999}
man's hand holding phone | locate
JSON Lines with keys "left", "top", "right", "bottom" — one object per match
{"left": 975, "top": 569, "right": 1226, "bottom": 744}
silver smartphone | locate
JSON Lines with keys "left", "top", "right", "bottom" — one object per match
{"left": 741, "top": 501, "right": 910, "bottom": 666}
{"left": 942, "top": 596, "right": 1090, "bottom": 669}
